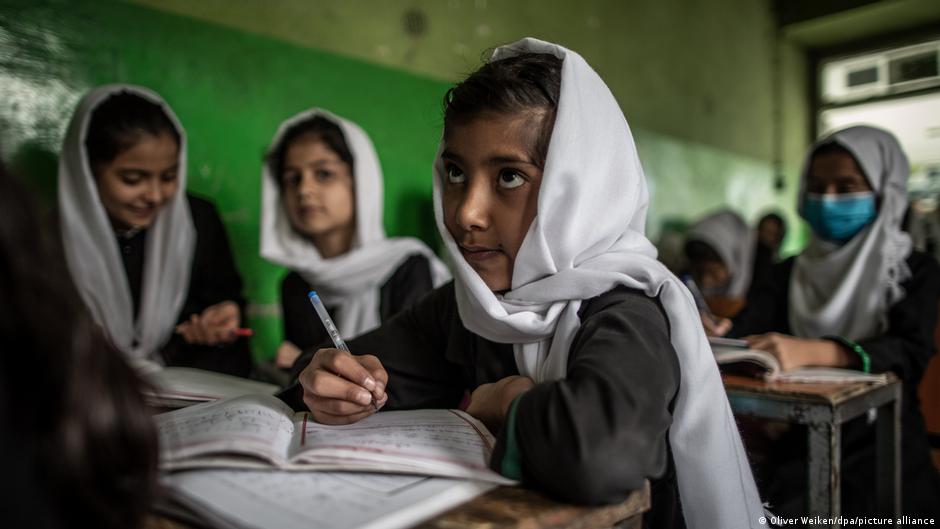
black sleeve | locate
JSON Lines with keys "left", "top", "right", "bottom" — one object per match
{"left": 280, "top": 272, "right": 329, "bottom": 350}
{"left": 160, "top": 195, "right": 251, "bottom": 377}
{"left": 491, "top": 289, "right": 680, "bottom": 505}
{"left": 380, "top": 254, "right": 435, "bottom": 321}
{"left": 857, "top": 252, "right": 940, "bottom": 384}
{"left": 288, "top": 283, "right": 465, "bottom": 410}
{"left": 177, "top": 195, "right": 246, "bottom": 316}
{"left": 730, "top": 257, "right": 795, "bottom": 337}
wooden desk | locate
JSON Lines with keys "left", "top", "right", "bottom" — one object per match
{"left": 148, "top": 481, "right": 650, "bottom": 529}
{"left": 723, "top": 374, "right": 901, "bottom": 524}
{"left": 416, "top": 481, "right": 650, "bottom": 529}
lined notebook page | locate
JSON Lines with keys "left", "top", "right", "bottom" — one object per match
{"left": 165, "top": 469, "right": 494, "bottom": 529}
{"left": 158, "top": 396, "right": 295, "bottom": 464}
{"left": 290, "top": 409, "right": 497, "bottom": 477}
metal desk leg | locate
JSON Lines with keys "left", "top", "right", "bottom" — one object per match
{"left": 808, "top": 421, "right": 841, "bottom": 522}
{"left": 875, "top": 395, "right": 901, "bottom": 517}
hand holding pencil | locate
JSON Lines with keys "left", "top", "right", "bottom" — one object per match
{"left": 299, "top": 291, "right": 388, "bottom": 425}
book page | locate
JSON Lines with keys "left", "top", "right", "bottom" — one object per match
{"left": 771, "top": 367, "right": 888, "bottom": 384}
{"left": 157, "top": 394, "right": 295, "bottom": 467}
{"left": 165, "top": 469, "right": 494, "bottom": 529}
{"left": 712, "top": 346, "right": 782, "bottom": 378}
{"left": 144, "top": 367, "right": 279, "bottom": 403}
{"left": 288, "top": 409, "right": 511, "bottom": 483}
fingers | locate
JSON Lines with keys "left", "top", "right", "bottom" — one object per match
{"left": 275, "top": 341, "right": 303, "bottom": 369}
{"left": 321, "top": 350, "right": 385, "bottom": 401}
{"left": 310, "top": 407, "right": 378, "bottom": 425}
{"left": 305, "top": 368, "right": 376, "bottom": 405}
{"left": 176, "top": 302, "right": 242, "bottom": 346}
{"left": 356, "top": 354, "right": 388, "bottom": 401}
{"left": 701, "top": 313, "right": 733, "bottom": 337}
{"left": 298, "top": 349, "right": 390, "bottom": 423}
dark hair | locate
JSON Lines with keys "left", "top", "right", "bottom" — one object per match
{"left": 0, "top": 159, "right": 157, "bottom": 528}
{"left": 85, "top": 91, "right": 180, "bottom": 170}
{"left": 443, "top": 52, "right": 562, "bottom": 168}
{"left": 685, "top": 240, "right": 724, "bottom": 265}
{"left": 758, "top": 212, "right": 786, "bottom": 234}
{"left": 268, "top": 115, "right": 354, "bottom": 182}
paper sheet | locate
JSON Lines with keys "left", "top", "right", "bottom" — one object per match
{"left": 165, "top": 469, "right": 495, "bottom": 529}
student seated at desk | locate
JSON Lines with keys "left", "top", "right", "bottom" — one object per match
{"left": 0, "top": 159, "right": 156, "bottom": 529}
{"left": 684, "top": 209, "right": 755, "bottom": 319}
{"left": 58, "top": 85, "right": 252, "bottom": 376}
{"left": 289, "top": 38, "right": 765, "bottom": 529}
{"left": 720, "top": 126, "right": 940, "bottom": 517}
{"left": 260, "top": 109, "right": 450, "bottom": 369}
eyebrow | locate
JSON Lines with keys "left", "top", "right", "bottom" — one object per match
{"left": 283, "top": 159, "right": 343, "bottom": 170}
{"left": 117, "top": 165, "right": 179, "bottom": 176}
{"left": 441, "top": 149, "right": 538, "bottom": 167}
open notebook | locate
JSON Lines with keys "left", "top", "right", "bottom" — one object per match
{"left": 142, "top": 367, "right": 280, "bottom": 408}
{"left": 156, "top": 394, "right": 514, "bottom": 484}
{"left": 709, "top": 337, "right": 887, "bottom": 383}
{"left": 160, "top": 469, "right": 495, "bottom": 529}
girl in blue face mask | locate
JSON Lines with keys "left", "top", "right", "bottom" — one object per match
{"left": 722, "top": 125, "right": 940, "bottom": 518}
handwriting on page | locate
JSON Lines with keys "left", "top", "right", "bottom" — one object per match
{"left": 299, "top": 409, "right": 493, "bottom": 469}
{"left": 158, "top": 396, "right": 294, "bottom": 461}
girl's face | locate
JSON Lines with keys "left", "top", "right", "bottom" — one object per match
{"left": 807, "top": 151, "right": 873, "bottom": 195}
{"left": 280, "top": 135, "right": 355, "bottom": 251}
{"left": 441, "top": 112, "right": 544, "bottom": 292}
{"left": 93, "top": 132, "right": 180, "bottom": 230}
{"left": 690, "top": 259, "right": 731, "bottom": 296}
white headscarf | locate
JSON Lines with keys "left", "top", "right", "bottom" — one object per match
{"left": 790, "top": 125, "right": 912, "bottom": 341}
{"left": 261, "top": 109, "right": 450, "bottom": 337}
{"left": 687, "top": 209, "right": 756, "bottom": 298}
{"left": 432, "top": 38, "right": 763, "bottom": 528}
{"left": 59, "top": 84, "right": 195, "bottom": 365}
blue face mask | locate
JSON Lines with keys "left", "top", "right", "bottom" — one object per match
{"left": 802, "top": 192, "right": 877, "bottom": 244}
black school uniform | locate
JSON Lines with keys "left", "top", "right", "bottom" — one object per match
{"left": 118, "top": 193, "right": 252, "bottom": 377}
{"left": 731, "top": 251, "right": 940, "bottom": 517}
{"left": 286, "top": 282, "right": 685, "bottom": 528}
{"left": 279, "top": 254, "right": 434, "bottom": 350}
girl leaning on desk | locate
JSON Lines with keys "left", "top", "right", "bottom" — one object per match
{"left": 714, "top": 126, "right": 940, "bottom": 518}
{"left": 0, "top": 158, "right": 157, "bottom": 529}
{"left": 286, "top": 38, "right": 767, "bottom": 529}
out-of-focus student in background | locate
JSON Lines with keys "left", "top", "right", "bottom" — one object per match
{"left": 0, "top": 157, "right": 157, "bottom": 529}
{"left": 752, "top": 211, "right": 786, "bottom": 288}
{"left": 718, "top": 125, "right": 940, "bottom": 517}
{"left": 58, "top": 85, "right": 252, "bottom": 377}
{"left": 683, "top": 209, "right": 755, "bottom": 319}
{"left": 260, "top": 109, "right": 449, "bottom": 370}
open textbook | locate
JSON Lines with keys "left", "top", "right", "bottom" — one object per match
{"left": 156, "top": 394, "right": 514, "bottom": 484}
{"left": 141, "top": 366, "right": 280, "bottom": 408}
{"left": 160, "top": 470, "right": 495, "bottom": 529}
{"left": 709, "top": 337, "right": 887, "bottom": 383}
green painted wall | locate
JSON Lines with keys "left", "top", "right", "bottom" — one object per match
{"left": 0, "top": 0, "right": 450, "bottom": 359}
{"left": 127, "top": 0, "right": 812, "bottom": 246}
{"left": 0, "top": 0, "right": 812, "bottom": 360}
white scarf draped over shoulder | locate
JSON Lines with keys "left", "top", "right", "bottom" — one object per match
{"left": 432, "top": 38, "right": 764, "bottom": 528}
{"left": 58, "top": 84, "right": 196, "bottom": 366}
{"left": 790, "top": 126, "right": 912, "bottom": 341}
{"left": 687, "top": 209, "right": 756, "bottom": 298}
{"left": 260, "top": 108, "right": 450, "bottom": 338}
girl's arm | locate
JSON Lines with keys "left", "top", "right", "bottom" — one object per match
{"left": 491, "top": 288, "right": 680, "bottom": 505}
{"left": 287, "top": 283, "right": 465, "bottom": 412}
{"left": 857, "top": 252, "right": 940, "bottom": 381}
